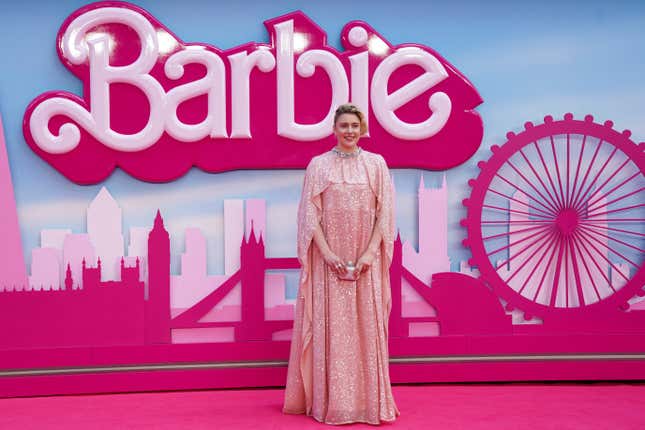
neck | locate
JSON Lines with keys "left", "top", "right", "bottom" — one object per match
{"left": 334, "top": 144, "right": 359, "bottom": 154}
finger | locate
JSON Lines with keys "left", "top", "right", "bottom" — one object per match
{"left": 355, "top": 263, "right": 364, "bottom": 275}
{"left": 328, "top": 261, "right": 337, "bottom": 273}
{"left": 360, "top": 263, "right": 370, "bottom": 274}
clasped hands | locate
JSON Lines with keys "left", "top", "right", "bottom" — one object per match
{"left": 323, "top": 249, "right": 376, "bottom": 279}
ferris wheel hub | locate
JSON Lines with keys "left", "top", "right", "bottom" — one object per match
{"left": 555, "top": 208, "right": 579, "bottom": 236}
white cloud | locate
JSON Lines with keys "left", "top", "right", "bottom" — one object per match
{"left": 17, "top": 172, "right": 305, "bottom": 227}
{"left": 117, "top": 172, "right": 304, "bottom": 212}
{"left": 165, "top": 213, "right": 224, "bottom": 239}
{"left": 18, "top": 199, "right": 88, "bottom": 226}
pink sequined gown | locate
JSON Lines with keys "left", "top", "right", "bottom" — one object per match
{"left": 283, "top": 149, "right": 399, "bottom": 425}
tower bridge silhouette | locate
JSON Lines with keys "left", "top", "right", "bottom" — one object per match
{"left": 165, "top": 221, "right": 512, "bottom": 346}
{"left": 171, "top": 225, "right": 300, "bottom": 342}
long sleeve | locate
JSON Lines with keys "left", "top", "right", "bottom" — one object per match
{"left": 285, "top": 156, "right": 327, "bottom": 415}
{"left": 370, "top": 154, "right": 396, "bottom": 266}
{"left": 296, "top": 158, "right": 323, "bottom": 281}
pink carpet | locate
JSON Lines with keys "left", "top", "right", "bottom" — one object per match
{"left": 1, "top": 383, "right": 643, "bottom": 429}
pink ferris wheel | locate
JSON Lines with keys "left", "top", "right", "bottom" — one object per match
{"left": 462, "top": 113, "right": 645, "bottom": 319}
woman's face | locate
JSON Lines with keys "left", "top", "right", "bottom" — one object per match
{"left": 333, "top": 113, "right": 362, "bottom": 151}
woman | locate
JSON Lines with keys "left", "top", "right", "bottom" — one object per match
{"left": 283, "top": 104, "right": 399, "bottom": 425}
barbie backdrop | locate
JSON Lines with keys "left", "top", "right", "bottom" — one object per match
{"left": 0, "top": 0, "right": 643, "bottom": 397}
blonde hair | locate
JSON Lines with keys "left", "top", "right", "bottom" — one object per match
{"left": 334, "top": 103, "right": 368, "bottom": 135}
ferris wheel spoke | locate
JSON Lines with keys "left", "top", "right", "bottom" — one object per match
{"left": 482, "top": 219, "right": 555, "bottom": 225}
{"left": 566, "top": 134, "right": 572, "bottom": 206}
{"left": 487, "top": 225, "right": 551, "bottom": 258}
{"left": 494, "top": 172, "right": 559, "bottom": 215}
{"left": 583, "top": 159, "right": 633, "bottom": 209}
{"left": 482, "top": 204, "right": 555, "bottom": 219}
{"left": 568, "top": 134, "right": 588, "bottom": 208}
{"left": 570, "top": 234, "right": 603, "bottom": 301}
{"left": 572, "top": 232, "right": 616, "bottom": 292}
{"left": 548, "top": 233, "right": 568, "bottom": 307}
{"left": 495, "top": 227, "right": 553, "bottom": 270}
{"left": 580, "top": 224, "right": 645, "bottom": 238}
{"left": 572, "top": 146, "right": 618, "bottom": 211}
{"left": 564, "top": 238, "right": 571, "bottom": 307}
{"left": 519, "top": 148, "right": 562, "bottom": 213}
{"left": 503, "top": 230, "right": 555, "bottom": 284}
{"left": 576, "top": 228, "right": 639, "bottom": 270}
{"left": 586, "top": 203, "right": 645, "bottom": 219}
{"left": 487, "top": 188, "right": 556, "bottom": 218}
{"left": 567, "top": 237, "right": 586, "bottom": 307}
{"left": 532, "top": 142, "right": 565, "bottom": 210}
{"left": 571, "top": 138, "right": 604, "bottom": 211}
{"left": 587, "top": 186, "right": 645, "bottom": 215}
{"left": 550, "top": 135, "right": 567, "bottom": 210}
{"left": 579, "top": 223, "right": 645, "bottom": 254}
{"left": 576, "top": 231, "right": 633, "bottom": 282}
{"left": 505, "top": 159, "right": 561, "bottom": 213}
{"left": 516, "top": 232, "right": 558, "bottom": 295}
{"left": 483, "top": 224, "right": 552, "bottom": 241}
{"left": 532, "top": 231, "right": 561, "bottom": 302}
{"left": 581, "top": 218, "right": 645, "bottom": 223}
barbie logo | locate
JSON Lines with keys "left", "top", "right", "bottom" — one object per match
{"left": 23, "top": 2, "right": 483, "bottom": 184}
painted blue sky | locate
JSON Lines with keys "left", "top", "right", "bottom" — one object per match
{"left": 0, "top": 0, "right": 643, "bottom": 275}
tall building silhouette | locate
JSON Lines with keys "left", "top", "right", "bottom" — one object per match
{"left": 403, "top": 175, "right": 451, "bottom": 283}
{"left": 41, "top": 229, "right": 72, "bottom": 289}
{"left": 88, "top": 187, "right": 124, "bottom": 281}
{"left": 28, "top": 248, "right": 59, "bottom": 290}
{"left": 28, "top": 189, "right": 151, "bottom": 292}
{"left": 146, "top": 210, "right": 171, "bottom": 344}
{"left": 0, "top": 114, "right": 28, "bottom": 290}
